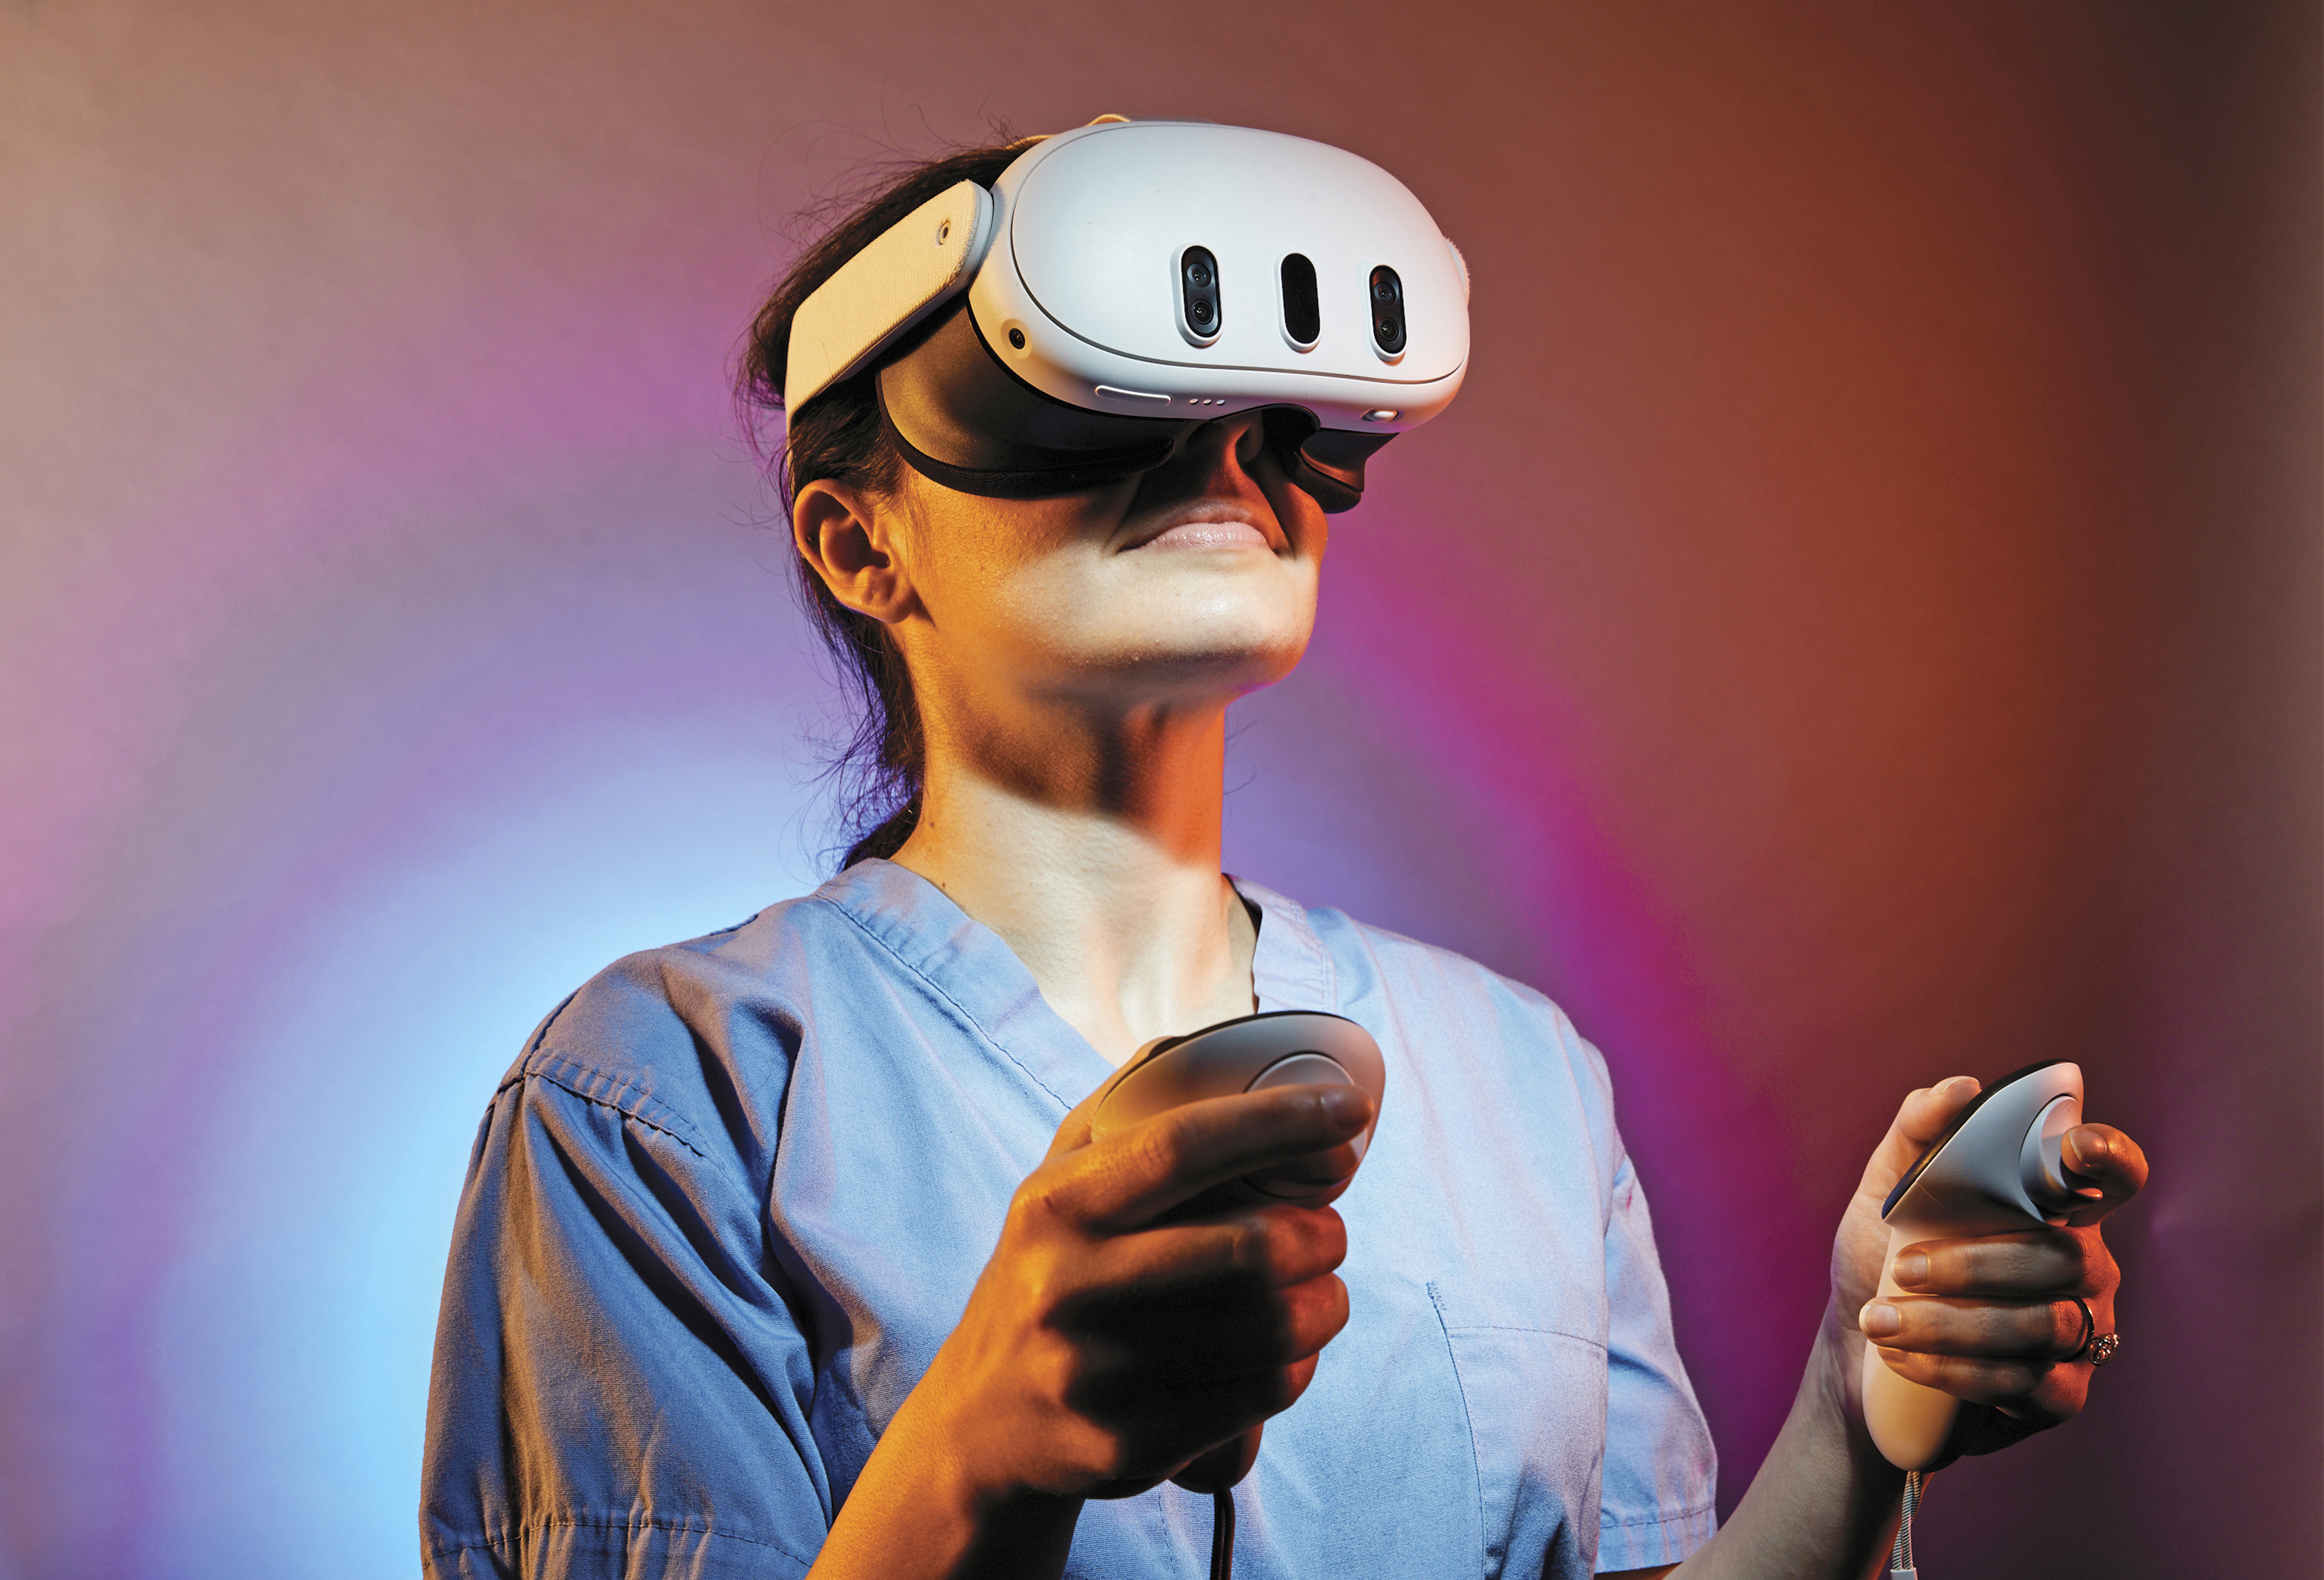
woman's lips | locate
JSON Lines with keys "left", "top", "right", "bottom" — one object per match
{"left": 1131, "top": 519, "right": 1272, "bottom": 552}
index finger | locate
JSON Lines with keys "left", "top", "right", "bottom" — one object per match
{"left": 2061, "top": 1123, "right": 2148, "bottom": 1227}
{"left": 1056, "top": 1084, "right": 1373, "bottom": 1232}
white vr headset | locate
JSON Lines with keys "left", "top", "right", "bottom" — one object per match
{"left": 784, "top": 118, "right": 1470, "bottom": 513}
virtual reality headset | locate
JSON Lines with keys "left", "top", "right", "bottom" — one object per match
{"left": 784, "top": 118, "right": 1470, "bottom": 513}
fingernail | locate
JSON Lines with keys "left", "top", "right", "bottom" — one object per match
{"left": 1939, "top": 1076, "right": 1979, "bottom": 1098}
{"left": 1860, "top": 1301, "right": 1902, "bottom": 1339}
{"left": 1321, "top": 1086, "right": 1368, "bottom": 1127}
{"left": 1893, "top": 1249, "right": 1930, "bottom": 1288}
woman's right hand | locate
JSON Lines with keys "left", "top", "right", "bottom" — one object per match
{"left": 811, "top": 1079, "right": 1370, "bottom": 1579}
{"left": 939, "top": 1078, "right": 1370, "bottom": 1495}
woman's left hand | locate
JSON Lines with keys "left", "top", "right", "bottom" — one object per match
{"left": 1829, "top": 1077, "right": 2149, "bottom": 1464}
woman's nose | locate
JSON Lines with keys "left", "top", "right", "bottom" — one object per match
{"left": 1184, "top": 411, "right": 1269, "bottom": 476}
{"left": 1128, "top": 410, "right": 1274, "bottom": 514}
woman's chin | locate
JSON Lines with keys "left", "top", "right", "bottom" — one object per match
{"left": 997, "top": 563, "right": 1316, "bottom": 706}
{"left": 1031, "top": 632, "right": 1308, "bottom": 711}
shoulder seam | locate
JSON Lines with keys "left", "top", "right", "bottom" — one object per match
{"left": 521, "top": 988, "right": 584, "bottom": 1058}
{"left": 519, "top": 908, "right": 774, "bottom": 1062}
{"left": 499, "top": 1049, "right": 709, "bottom": 1158}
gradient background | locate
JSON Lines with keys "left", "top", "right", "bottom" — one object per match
{"left": 2, "top": 3, "right": 2316, "bottom": 1576}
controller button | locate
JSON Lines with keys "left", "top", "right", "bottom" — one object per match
{"left": 1243, "top": 1055, "right": 1370, "bottom": 1196}
{"left": 1246, "top": 1053, "right": 1350, "bottom": 1092}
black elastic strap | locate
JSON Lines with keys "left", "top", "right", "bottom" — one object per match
{"left": 1209, "top": 1488, "right": 1236, "bottom": 1580}
{"left": 879, "top": 384, "right": 1179, "bottom": 497}
{"left": 869, "top": 295, "right": 1395, "bottom": 512}
{"left": 876, "top": 299, "right": 1196, "bottom": 490}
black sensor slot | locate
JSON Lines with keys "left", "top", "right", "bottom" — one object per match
{"left": 1280, "top": 253, "right": 1320, "bottom": 347}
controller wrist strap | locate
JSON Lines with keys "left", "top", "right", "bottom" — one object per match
{"left": 1887, "top": 1469, "right": 1924, "bottom": 1579}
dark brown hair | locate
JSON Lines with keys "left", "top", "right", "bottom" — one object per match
{"left": 738, "top": 137, "right": 1033, "bottom": 869}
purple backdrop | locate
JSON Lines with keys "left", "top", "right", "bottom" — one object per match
{"left": 2, "top": 3, "right": 2316, "bottom": 1576}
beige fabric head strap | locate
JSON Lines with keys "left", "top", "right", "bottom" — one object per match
{"left": 784, "top": 180, "right": 995, "bottom": 411}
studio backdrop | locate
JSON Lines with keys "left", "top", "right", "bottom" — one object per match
{"left": 1, "top": 2, "right": 2316, "bottom": 1576}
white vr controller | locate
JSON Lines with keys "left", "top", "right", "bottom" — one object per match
{"left": 1865, "top": 1060, "right": 2095, "bottom": 1470}
{"left": 1088, "top": 1010, "right": 1386, "bottom": 1498}
{"left": 1092, "top": 1010, "right": 1386, "bottom": 1205}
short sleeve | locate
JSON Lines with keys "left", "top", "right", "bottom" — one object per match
{"left": 420, "top": 1051, "right": 829, "bottom": 1579}
{"left": 1595, "top": 1146, "right": 1719, "bottom": 1572}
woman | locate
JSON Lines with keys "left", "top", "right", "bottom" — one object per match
{"left": 420, "top": 129, "right": 2147, "bottom": 1580}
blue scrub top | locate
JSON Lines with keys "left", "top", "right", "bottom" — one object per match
{"left": 421, "top": 860, "right": 1717, "bottom": 1579}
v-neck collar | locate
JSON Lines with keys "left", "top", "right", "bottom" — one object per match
{"left": 810, "top": 860, "right": 1340, "bottom": 1111}
{"left": 1233, "top": 874, "right": 1337, "bottom": 1015}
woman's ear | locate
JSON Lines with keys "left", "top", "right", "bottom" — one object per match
{"left": 794, "top": 479, "right": 916, "bottom": 624}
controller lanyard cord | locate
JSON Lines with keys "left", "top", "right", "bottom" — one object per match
{"left": 1887, "top": 1469, "right": 1923, "bottom": 1579}
{"left": 1209, "top": 1488, "right": 1237, "bottom": 1580}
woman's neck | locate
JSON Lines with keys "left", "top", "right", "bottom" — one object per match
{"left": 891, "top": 701, "right": 1256, "bottom": 1067}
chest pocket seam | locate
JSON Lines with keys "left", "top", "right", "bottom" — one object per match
{"left": 1427, "top": 1281, "right": 1492, "bottom": 1576}
{"left": 1435, "top": 1319, "right": 1607, "bottom": 1349}
{"left": 1430, "top": 1281, "right": 1609, "bottom": 1580}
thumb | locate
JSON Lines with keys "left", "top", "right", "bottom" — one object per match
{"left": 1046, "top": 1085, "right": 1104, "bottom": 1161}
{"left": 2060, "top": 1122, "right": 2149, "bottom": 1226}
{"left": 1046, "top": 1038, "right": 1169, "bottom": 1162}
{"left": 1856, "top": 1075, "right": 1981, "bottom": 1200}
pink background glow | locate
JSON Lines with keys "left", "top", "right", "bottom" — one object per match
{"left": 2, "top": 3, "right": 2316, "bottom": 1575}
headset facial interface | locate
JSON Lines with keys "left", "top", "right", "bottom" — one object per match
{"left": 784, "top": 120, "right": 1471, "bottom": 513}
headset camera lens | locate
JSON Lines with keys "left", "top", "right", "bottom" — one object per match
{"left": 1180, "top": 245, "right": 1222, "bottom": 339}
{"left": 1367, "top": 265, "right": 1406, "bottom": 354}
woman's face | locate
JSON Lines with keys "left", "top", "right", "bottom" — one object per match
{"left": 833, "top": 413, "right": 1328, "bottom": 720}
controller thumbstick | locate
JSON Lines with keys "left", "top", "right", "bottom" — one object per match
{"left": 2018, "top": 1093, "right": 2091, "bottom": 1219}
{"left": 1092, "top": 1012, "right": 1386, "bottom": 1206}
